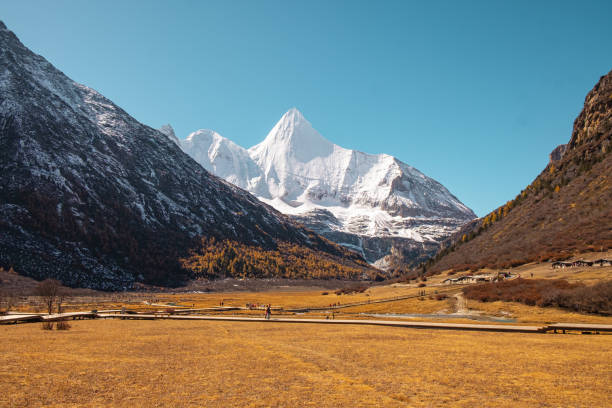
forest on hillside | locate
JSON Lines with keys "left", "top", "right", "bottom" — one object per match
{"left": 180, "top": 237, "right": 381, "bottom": 281}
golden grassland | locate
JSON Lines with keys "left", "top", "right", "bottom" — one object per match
{"left": 1, "top": 319, "right": 610, "bottom": 408}
{"left": 20, "top": 282, "right": 449, "bottom": 314}
{"left": 463, "top": 298, "right": 612, "bottom": 324}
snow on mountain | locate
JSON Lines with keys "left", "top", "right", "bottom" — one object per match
{"left": 159, "top": 124, "right": 181, "bottom": 146}
{"left": 182, "top": 108, "right": 476, "bottom": 265}
{"left": 182, "top": 129, "right": 267, "bottom": 195}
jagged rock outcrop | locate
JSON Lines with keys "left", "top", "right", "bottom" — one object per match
{"left": 549, "top": 144, "right": 567, "bottom": 163}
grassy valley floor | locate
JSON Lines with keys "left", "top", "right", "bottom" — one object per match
{"left": 1, "top": 319, "right": 610, "bottom": 407}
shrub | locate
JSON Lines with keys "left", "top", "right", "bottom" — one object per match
{"left": 321, "top": 292, "right": 329, "bottom": 296}
{"left": 35, "top": 279, "right": 65, "bottom": 315}
{"left": 417, "top": 283, "right": 426, "bottom": 287}
{"left": 435, "top": 293, "right": 448, "bottom": 301}
{"left": 463, "top": 278, "right": 612, "bottom": 315}
{"left": 56, "top": 320, "right": 71, "bottom": 330}
{"left": 41, "top": 322, "right": 54, "bottom": 330}
{"left": 335, "top": 285, "right": 368, "bottom": 295}
{"left": 540, "top": 280, "right": 612, "bottom": 315}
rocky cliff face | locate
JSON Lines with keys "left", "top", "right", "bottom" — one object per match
{"left": 549, "top": 144, "right": 567, "bottom": 163}
{"left": 568, "top": 71, "right": 612, "bottom": 152}
{"left": 0, "top": 21, "right": 369, "bottom": 289}
{"left": 181, "top": 108, "right": 476, "bottom": 267}
{"left": 426, "top": 69, "right": 612, "bottom": 274}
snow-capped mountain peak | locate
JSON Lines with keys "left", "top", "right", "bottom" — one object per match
{"left": 181, "top": 108, "right": 476, "bottom": 266}
{"left": 250, "top": 108, "right": 334, "bottom": 164}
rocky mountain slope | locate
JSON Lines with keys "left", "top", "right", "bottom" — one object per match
{"left": 424, "top": 69, "right": 612, "bottom": 274}
{"left": 180, "top": 108, "right": 476, "bottom": 267}
{"left": 0, "top": 21, "right": 373, "bottom": 289}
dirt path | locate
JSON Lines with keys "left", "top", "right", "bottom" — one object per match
{"left": 453, "top": 292, "right": 468, "bottom": 314}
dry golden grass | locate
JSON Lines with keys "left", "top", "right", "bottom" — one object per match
{"left": 465, "top": 299, "right": 612, "bottom": 324}
{"left": 340, "top": 295, "right": 457, "bottom": 315}
{"left": 1, "top": 319, "right": 610, "bottom": 407}
{"left": 11, "top": 283, "right": 445, "bottom": 314}
{"left": 153, "top": 284, "right": 436, "bottom": 309}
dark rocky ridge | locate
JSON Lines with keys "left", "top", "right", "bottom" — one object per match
{"left": 0, "top": 21, "right": 370, "bottom": 289}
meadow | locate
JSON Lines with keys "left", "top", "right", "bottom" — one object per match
{"left": 1, "top": 319, "right": 610, "bottom": 407}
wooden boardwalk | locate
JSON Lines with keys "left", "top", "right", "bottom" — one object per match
{"left": 3, "top": 311, "right": 611, "bottom": 335}
{"left": 97, "top": 313, "right": 546, "bottom": 333}
{"left": 546, "top": 323, "right": 612, "bottom": 333}
{"left": 0, "top": 314, "right": 43, "bottom": 324}
{"left": 41, "top": 312, "right": 97, "bottom": 321}
{"left": 0, "top": 311, "right": 97, "bottom": 324}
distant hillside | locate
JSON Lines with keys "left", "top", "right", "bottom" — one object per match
{"left": 425, "top": 69, "right": 612, "bottom": 274}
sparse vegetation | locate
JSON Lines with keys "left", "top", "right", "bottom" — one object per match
{"left": 41, "top": 321, "right": 54, "bottom": 330}
{"left": 55, "top": 320, "right": 71, "bottom": 330}
{"left": 34, "top": 279, "right": 65, "bottom": 314}
{"left": 463, "top": 278, "right": 612, "bottom": 315}
{"left": 335, "top": 285, "right": 368, "bottom": 295}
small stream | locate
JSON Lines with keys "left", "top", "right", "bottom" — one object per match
{"left": 360, "top": 313, "right": 516, "bottom": 323}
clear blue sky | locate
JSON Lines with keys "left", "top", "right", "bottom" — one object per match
{"left": 3, "top": 0, "right": 611, "bottom": 216}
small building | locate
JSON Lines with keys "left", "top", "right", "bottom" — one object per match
{"left": 551, "top": 261, "right": 573, "bottom": 269}
{"left": 443, "top": 274, "right": 492, "bottom": 284}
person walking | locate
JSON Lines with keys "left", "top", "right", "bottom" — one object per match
{"left": 265, "top": 304, "right": 271, "bottom": 320}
